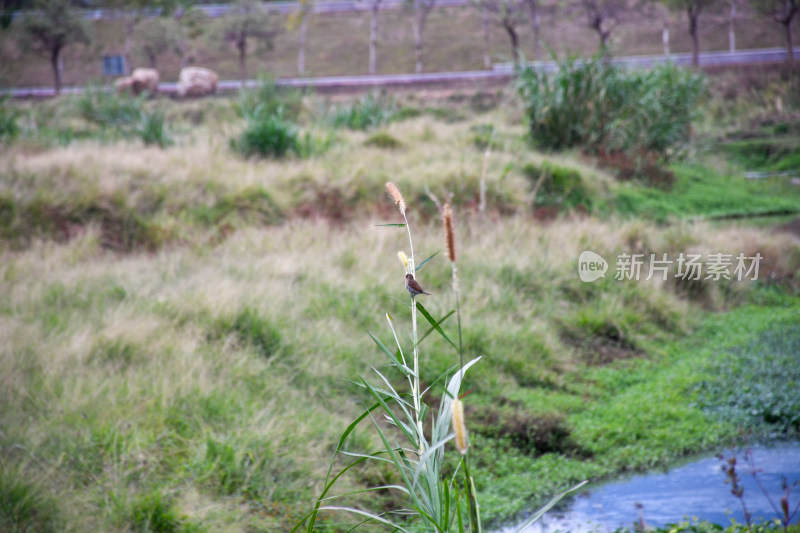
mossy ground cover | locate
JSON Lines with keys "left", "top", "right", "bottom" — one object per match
{"left": 468, "top": 292, "right": 800, "bottom": 525}
{"left": 1, "top": 73, "right": 800, "bottom": 531}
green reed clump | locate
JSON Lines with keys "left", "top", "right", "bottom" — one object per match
{"left": 328, "top": 94, "right": 397, "bottom": 130}
{"left": 137, "top": 109, "right": 172, "bottom": 148}
{"left": 236, "top": 78, "right": 305, "bottom": 122}
{"left": 296, "top": 183, "right": 584, "bottom": 532}
{"left": 517, "top": 57, "right": 707, "bottom": 159}
{"left": 233, "top": 111, "right": 299, "bottom": 158}
{"left": 73, "top": 87, "right": 173, "bottom": 147}
{"left": 75, "top": 87, "right": 145, "bottom": 130}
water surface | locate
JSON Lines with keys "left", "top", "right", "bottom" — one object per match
{"left": 501, "top": 442, "right": 800, "bottom": 533}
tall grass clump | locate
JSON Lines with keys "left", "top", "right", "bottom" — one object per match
{"left": 137, "top": 110, "right": 172, "bottom": 148}
{"left": 73, "top": 87, "right": 173, "bottom": 147}
{"left": 236, "top": 78, "right": 305, "bottom": 122}
{"left": 0, "top": 96, "right": 19, "bottom": 143}
{"left": 328, "top": 94, "right": 397, "bottom": 130}
{"left": 296, "top": 183, "right": 584, "bottom": 532}
{"left": 232, "top": 80, "right": 332, "bottom": 159}
{"left": 75, "top": 87, "right": 145, "bottom": 130}
{"left": 232, "top": 111, "right": 299, "bottom": 158}
{"left": 517, "top": 57, "right": 707, "bottom": 159}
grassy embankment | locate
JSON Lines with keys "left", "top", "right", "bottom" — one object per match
{"left": 1, "top": 67, "right": 800, "bottom": 532}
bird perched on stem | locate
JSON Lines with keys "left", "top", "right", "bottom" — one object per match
{"left": 405, "top": 273, "right": 431, "bottom": 297}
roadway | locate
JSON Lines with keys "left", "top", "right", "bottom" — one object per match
{"left": 4, "top": 47, "right": 798, "bottom": 98}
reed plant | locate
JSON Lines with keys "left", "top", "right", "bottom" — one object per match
{"left": 327, "top": 94, "right": 397, "bottom": 131}
{"left": 517, "top": 56, "right": 706, "bottom": 159}
{"left": 296, "top": 182, "right": 584, "bottom": 532}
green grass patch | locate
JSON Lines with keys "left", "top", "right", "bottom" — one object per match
{"left": 522, "top": 160, "right": 593, "bottom": 212}
{"left": 0, "top": 463, "right": 63, "bottom": 533}
{"left": 693, "top": 325, "right": 800, "bottom": 433}
{"left": 473, "top": 296, "right": 800, "bottom": 525}
{"left": 327, "top": 94, "right": 397, "bottom": 130}
{"left": 610, "top": 163, "right": 800, "bottom": 221}
{"left": 719, "top": 136, "right": 800, "bottom": 172}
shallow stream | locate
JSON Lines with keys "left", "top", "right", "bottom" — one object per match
{"left": 500, "top": 442, "right": 800, "bottom": 532}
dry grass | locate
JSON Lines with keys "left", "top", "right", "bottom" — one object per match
{"left": 2, "top": 87, "right": 800, "bottom": 529}
{"left": 2, "top": 199, "right": 798, "bottom": 528}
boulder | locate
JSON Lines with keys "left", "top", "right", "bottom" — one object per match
{"left": 131, "top": 68, "right": 159, "bottom": 95}
{"left": 177, "top": 67, "right": 218, "bottom": 98}
{"left": 114, "top": 68, "right": 159, "bottom": 96}
{"left": 113, "top": 76, "right": 136, "bottom": 94}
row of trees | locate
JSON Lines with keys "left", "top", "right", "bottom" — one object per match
{"left": 4, "top": 0, "right": 798, "bottom": 94}
{"left": 478, "top": 0, "right": 797, "bottom": 66}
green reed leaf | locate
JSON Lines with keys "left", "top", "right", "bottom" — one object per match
{"left": 416, "top": 302, "right": 457, "bottom": 350}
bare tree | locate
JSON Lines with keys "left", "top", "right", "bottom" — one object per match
{"left": 219, "top": 0, "right": 280, "bottom": 86}
{"left": 288, "top": 0, "right": 313, "bottom": 75}
{"left": 660, "top": 0, "right": 719, "bottom": 66}
{"left": 173, "top": 5, "right": 207, "bottom": 68}
{"left": 369, "top": 0, "right": 382, "bottom": 74}
{"left": 478, "top": 0, "right": 527, "bottom": 66}
{"left": 409, "top": 0, "right": 436, "bottom": 73}
{"left": 752, "top": 0, "right": 798, "bottom": 62}
{"left": 574, "top": 0, "right": 630, "bottom": 53}
{"left": 104, "top": 0, "right": 177, "bottom": 75}
{"left": 522, "top": 0, "right": 542, "bottom": 59}
{"left": 727, "top": 0, "right": 736, "bottom": 51}
{"left": 480, "top": 3, "right": 492, "bottom": 68}
{"left": 18, "top": 0, "right": 91, "bottom": 94}
{"left": 135, "top": 17, "right": 177, "bottom": 68}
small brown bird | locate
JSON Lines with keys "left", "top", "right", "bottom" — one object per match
{"left": 405, "top": 273, "right": 431, "bottom": 297}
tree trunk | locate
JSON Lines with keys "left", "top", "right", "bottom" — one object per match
{"left": 599, "top": 27, "right": 610, "bottom": 53}
{"left": 51, "top": 46, "right": 62, "bottom": 95}
{"left": 481, "top": 5, "right": 491, "bottom": 69}
{"left": 504, "top": 22, "right": 520, "bottom": 66}
{"left": 663, "top": 18, "right": 670, "bottom": 55}
{"left": 524, "top": 0, "right": 541, "bottom": 60}
{"left": 786, "top": 20, "right": 795, "bottom": 62}
{"left": 370, "top": 0, "right": 380, "bottom": 74}
{"left": 728, "top": 0, "right": 736, "bottom": 52}
{"left": 590, "top": 14, "right": 610, "bottom": 55}
{"left": 688, "top": 8, "right": 700, "bottom": 67}
{"left": 177, "top": 41, "right": 187, "bottom": 69}
{"left": 298, "top": 14, "right": 308, "bottom": 75}
{"left": 124, "top": 17, "right": 136, "bottom": 75}
{"left": 238, "top": 38, "right": 247, "bottom": 87}
{"left": 413, "top": 2, "right": 424, "bottom": 74}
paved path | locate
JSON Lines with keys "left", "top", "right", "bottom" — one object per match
{"left": 4, "top": 47, "right": 798, "bottom": 98}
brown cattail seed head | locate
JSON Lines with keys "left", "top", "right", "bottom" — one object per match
{"left": 385, "top": 182, "right": 406, "bottom": 215}
{"left": 443, "top": 203, "right": 456, "bottom": 263}
{"left": 451, "top": 398, "right": 468, "bottom": 455}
